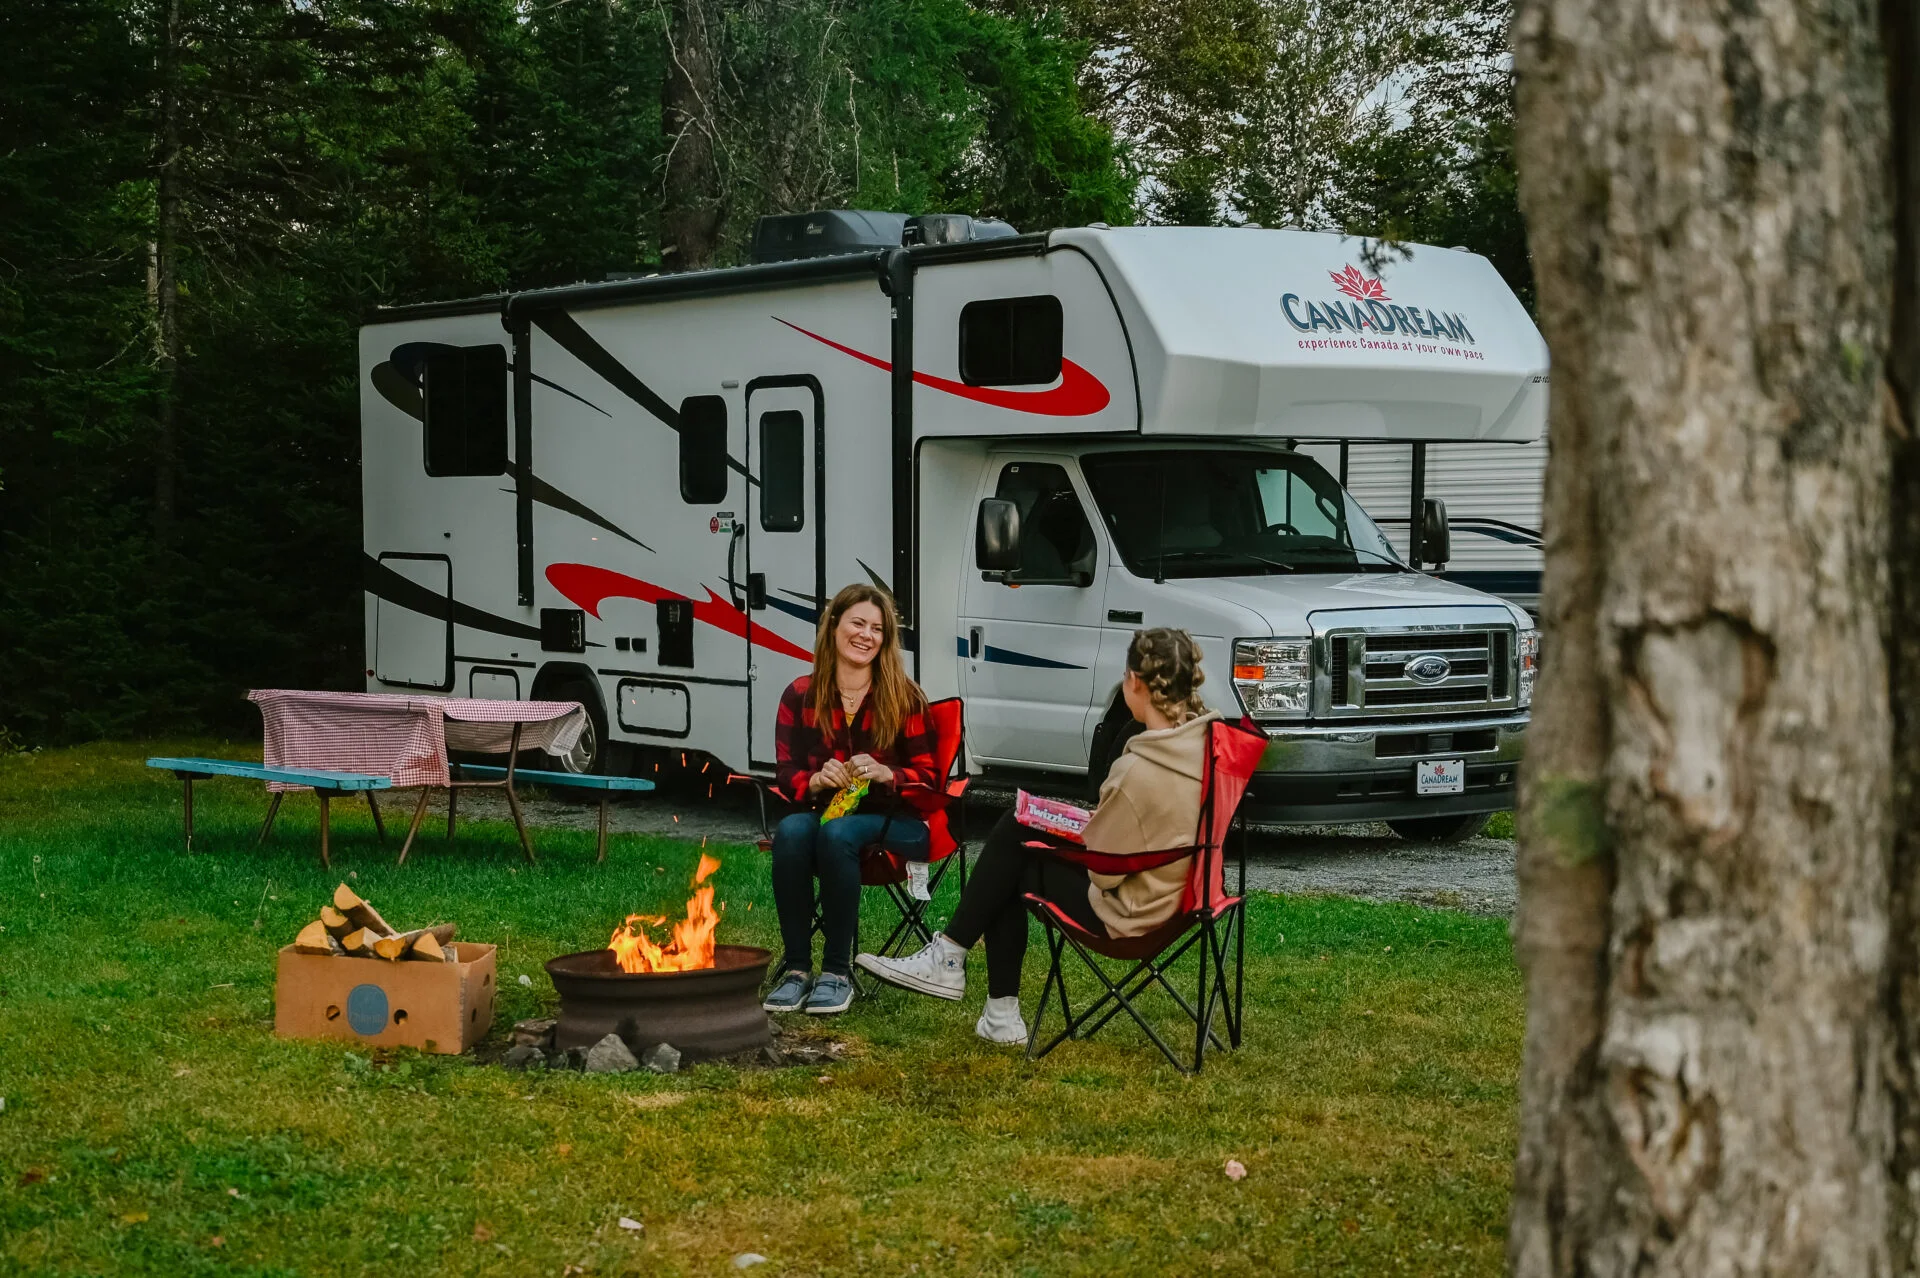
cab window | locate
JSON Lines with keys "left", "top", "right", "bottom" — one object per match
{"left": 994, "top": 461, "right": 1096, "bottom": 585}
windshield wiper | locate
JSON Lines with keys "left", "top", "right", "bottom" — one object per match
{"left": 1344, "top": 546, "right": 1413, "bottom": 572}
{"left": 1155, "top": 549, "right": 1295, "bottom": 573}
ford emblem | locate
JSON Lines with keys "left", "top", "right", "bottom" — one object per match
{"left": 1405, "top": 654, "right": 1452, "bottom": 684}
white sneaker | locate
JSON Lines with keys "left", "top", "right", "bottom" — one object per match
{"left": 855, "top": 933, "right": 966, "bottom": 1001}
{"left": 975, "top": 995, "right": 1028, "bottom": 1045}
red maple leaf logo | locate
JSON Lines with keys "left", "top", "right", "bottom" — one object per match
{"left": 1329, "top": 265, "right": 1389, "bottom": 302}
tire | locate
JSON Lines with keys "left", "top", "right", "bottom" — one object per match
{"left": 1387, "top": 813, "right": 1489, "bottom": 844}
{"left": 1084, "top": 697, "right": 1141, "bottom": 800}
{"left": 542, "top": 677, "right": 609, "bottom": 778}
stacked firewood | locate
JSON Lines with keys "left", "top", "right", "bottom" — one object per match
{"left": 291, "top": 884, "right": 457, "bottom": 962}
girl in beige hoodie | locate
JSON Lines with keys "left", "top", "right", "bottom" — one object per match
{"left": 856, "top": 629, "right": 1218, "bottom": 1044}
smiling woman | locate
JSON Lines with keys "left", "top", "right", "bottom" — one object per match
{"left": 764, "top": 585, "right": 938, "bottom": 1016}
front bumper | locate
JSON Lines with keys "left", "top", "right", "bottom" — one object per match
{"left": 1245, "top": 714, "right": 1527, "bottom": 825}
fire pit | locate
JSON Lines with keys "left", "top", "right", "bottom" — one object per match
{"left": 545, "top": 944, "right": 774, "bottom": 1061}
{"left": 544, "top": 852, "right": 773, "bottom": 1062}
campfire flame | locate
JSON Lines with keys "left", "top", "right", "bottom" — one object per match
{"left": 608, "top": 854, "right": 721, "bottom": 973}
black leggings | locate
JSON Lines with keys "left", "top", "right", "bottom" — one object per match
{"left": 944, "top": 810, "right": 1107, "bottom": 998}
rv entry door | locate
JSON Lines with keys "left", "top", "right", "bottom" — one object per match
{"left": 960, "top": 458, "right": 1106, "bottom": 770}
{"left": 743, "top": 379, "right": 825, "bottom": 769}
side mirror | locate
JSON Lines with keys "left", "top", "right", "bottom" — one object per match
{"left": 1420, "top": 497, "right": 1451, "bottom": 567}
{"left": 975, "top": 498, "right": 1022, "bottom": 573}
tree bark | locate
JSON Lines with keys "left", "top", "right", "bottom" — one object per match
{"left": 153, "top": 0, "right": 183, "bottom": 539}
{"left": 659, "top": 0, "right": 724, "bottom": 271}
{"left": 1882, "top": 0, "right": 1920, "bottom": 1268}
{"left": 1509, "top": 3, "right": 1895, "bottom": 1274}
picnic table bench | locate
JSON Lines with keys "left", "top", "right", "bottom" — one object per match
{"left": 452, "top": 764, "right": 655, "bottom": 863}
{"left": 145, "top": 757, "right": 391, "bottom": 865}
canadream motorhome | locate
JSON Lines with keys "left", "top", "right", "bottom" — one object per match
{"left": 359, "top": 213, "right": 1548, "bottom": 839}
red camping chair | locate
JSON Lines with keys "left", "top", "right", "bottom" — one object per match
{"left": 857, "top": 696, "right": 970, "bottom": 959}
{"left": 1022, "top": 719, "right": 1266, "bottom": 1073}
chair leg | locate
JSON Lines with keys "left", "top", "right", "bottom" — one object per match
{"left": 446, "top": 784, "right": 458, "bottom": 840}
{"left": 1233, "top": 903, "right": 1246, "bottom": 1049}
{"left": 366, "top": 791, "right": 386, "bottom": 843}
{"left": 255, "top": 791, "right": 283, "bottom": 848}
{"left": 1194, "top": 917, "right": 1209, "bottom": 1073}
{"left": 317, "top": 792, "right": 331, "bottom": 870}
{"left": 396, "top": 788, "right": 433, "bottom": 865}
{"left": 182, "top": 778, "right": 195, "bottom": 854}
{"left": 597, "top": 795, "right": 610, "bottom": 864}
{"left": 1057, "top": 929, "right": 1194, "bottom": 1073}
{"left": 1027, "top": 926, "right": 1072, "bottom": 1060}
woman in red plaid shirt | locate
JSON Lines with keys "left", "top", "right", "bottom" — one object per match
{"left": 764, "top": 583, "right": 938, "bottom": 1016}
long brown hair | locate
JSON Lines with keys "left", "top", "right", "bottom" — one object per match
{"left": 1127, "top": 627, "right": 1208, "bottom": 723}
{"left": 810, "top": 583, "right": 925, "bottom": 750}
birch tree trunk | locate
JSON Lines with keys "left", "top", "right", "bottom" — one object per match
{"left": 1508, "top": 2, "right": 1895, "bottom": 1273}
{"left": 152, "top": 0, "right": 183, "bottom": 539}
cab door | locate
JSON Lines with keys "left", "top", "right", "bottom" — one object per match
{"left": 959, "top": 457, "right": 1107, "bottom": 769}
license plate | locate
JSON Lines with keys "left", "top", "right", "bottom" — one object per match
{"left": 1416, "top": 758, "right": 1465, "bottom": 796}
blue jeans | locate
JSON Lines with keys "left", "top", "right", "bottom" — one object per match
{"left": 771, "top": 810, "right": 930, "bottom": 976}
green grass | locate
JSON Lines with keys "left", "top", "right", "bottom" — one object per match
{"left": 0, "top": 742, "right": 1522, "bottom": 1276}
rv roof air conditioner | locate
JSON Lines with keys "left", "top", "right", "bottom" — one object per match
{"left": 750, "top": 209, "right": 1018, "bottom": 264}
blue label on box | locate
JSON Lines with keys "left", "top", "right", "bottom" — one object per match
{"left": 346, "top": 983, "right": 389, "bottom": 1035}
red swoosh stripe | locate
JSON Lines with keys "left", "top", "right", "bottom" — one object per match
{"left": 775, "top": 318, "right": 1111, "bottom": 417}
{"left": 545, "top": 563, "right": 814, "bottom": 662}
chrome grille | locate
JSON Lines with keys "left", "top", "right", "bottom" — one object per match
{"left": 1316, "top": 621, "right": 1519, "bottom": 719}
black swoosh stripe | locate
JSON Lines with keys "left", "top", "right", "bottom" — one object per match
{"left": 531, "top": 310, "right": 752, "bottom": 480}
{"left": 363, "top": 553, "right": 543, "bottom": 641}
{"left": 520, "top": 367, "right": 610, "bottom": 417}
{"left": 496, "top": 476, "right": 654, "bottom": 551}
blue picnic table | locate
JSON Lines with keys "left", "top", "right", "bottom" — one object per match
{"left": 145, "top": 757, "right": 391, "bottom": 865}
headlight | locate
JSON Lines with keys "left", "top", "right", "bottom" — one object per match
{"left": 1233, "top": 638, "right": 1312, "bottom": 718}
{"left": 1518, "top": 628, "right": 1540, "bottom": 707}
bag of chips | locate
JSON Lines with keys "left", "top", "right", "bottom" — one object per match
{"left": 820, "top": 778, "right": 870, "bottom": 823}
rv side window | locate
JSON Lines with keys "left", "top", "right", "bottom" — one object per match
{"left": 679, "top": 396, "right": 729, "bottom": 503}
{"left": 961, "top": 295, "right": 1063, "bottom": 387}
{"left": 423, "top": 345, "right": 509, "bottom": 476}
{"left": 994, "top": 461, "right": 1095, "bottom": 584}
{"left": 759, "top": 410, "right": 805, "bottom": 532}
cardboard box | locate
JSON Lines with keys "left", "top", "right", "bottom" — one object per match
{"left": 274, "top": 942, "right": 496, "bottom": 1054}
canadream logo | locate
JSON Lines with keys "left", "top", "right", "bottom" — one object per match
{"left": 1282, "top": 265, "right": 1476, "bottom": 344}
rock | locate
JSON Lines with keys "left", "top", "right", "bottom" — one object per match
{"left": 785, "top": 1046, "right": 824, "bottom": 1065}
{"left": 524, "top": 1051, "right": 546, "bottom": 1073}
{"left": 562, "top": 1045, "right": 589, "bottom": 1072}
{"left": 640, "top": 1042, "right": 682, "bottom": 1074}
{"left": 511, "top": 1018, "right": 556, "bottom": 1047}
{"left": 502, "top": 1044, "right": 541, "bottom": 1071}
{"left": 585, "top": 1033, "right": 639, "bottom": 1075}
{"left": 757, "top": 1045, "right": 786, "bottom": 1067}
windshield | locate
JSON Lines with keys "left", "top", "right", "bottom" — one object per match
{"left": 1080, "top": 450, "right": 1404, "bottom": 578}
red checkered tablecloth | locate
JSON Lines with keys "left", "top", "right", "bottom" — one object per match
{"left": 249, "top": 690, "right": 588, "bottom": 790}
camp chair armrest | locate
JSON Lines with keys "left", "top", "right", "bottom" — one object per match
{"left": 1032, "top": 843, "right": 1194, "bottom": 875}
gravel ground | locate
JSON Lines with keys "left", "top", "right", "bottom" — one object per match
{"left": 427, "top": 781, "right": 1519, "bottom": 916}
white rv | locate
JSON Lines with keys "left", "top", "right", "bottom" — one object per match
{"left": 360, "top": 214, "right": 1547, "bottom": 839}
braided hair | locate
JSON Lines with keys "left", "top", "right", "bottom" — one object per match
{"left": 1126, "top": 628, "right": 1208, "bottom": 723}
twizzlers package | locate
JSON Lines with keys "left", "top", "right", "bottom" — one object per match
{"left": 1015, "top": 790, "right": 1092, "bottom": 845}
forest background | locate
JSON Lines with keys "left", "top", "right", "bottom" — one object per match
{"left": 0, "top": 0, "right": 1524, "bottom": 744}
